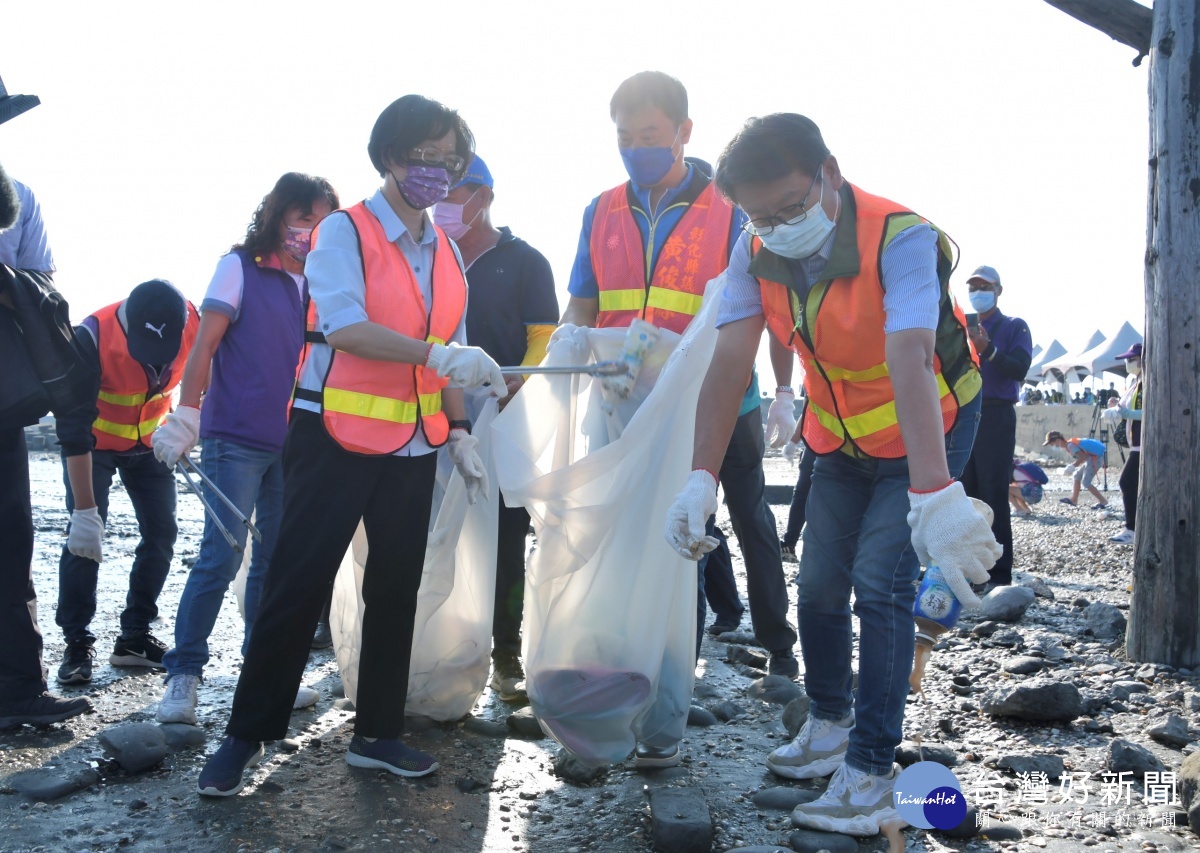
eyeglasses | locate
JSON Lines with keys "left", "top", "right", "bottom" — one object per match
{"left": 743, "top": 173, "right": 822, "bottom": 236}
{"left": 408, "top": 147, "right": 466, "bottom": 174}
{"left": 967, "top": 281, "right": 998, "bottom": 292}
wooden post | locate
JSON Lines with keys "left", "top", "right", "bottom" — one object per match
{"left": 1128, "top": 0, "right": 1200, "bottom": 668}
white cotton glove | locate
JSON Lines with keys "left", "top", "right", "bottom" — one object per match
{"left": 783, "top": 440, "right": 801, "bottom": 464}
{"left": 907, "top": 481, "right": 1002, "bottom": 609}
{"left": 764, "top": 390, "right": 798, "bottom": 449}
{"left": 447, "top": 428, "right": 488, "bottom": 505}
{"left": 548, "top": 323, "right": 581, "bottom": 351}
{"left": 664, "top": 469, "right": 720, "bottom": 561}
{"left": 152, "top": 405, "right": 201, "bottom": 467}
{"left": 67, "top": 506, "right": 104, "bottom": 563}
{"left": 1101, "top": 407, "right": 1121, "bottom": 422}
{"left": 425, "top": 343, "right": 507, "bottom": 398}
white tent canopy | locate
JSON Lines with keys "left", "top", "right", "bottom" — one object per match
{"left": 1026, "top": 339, "right": 1066, "bottom": 383}
{"left": 1064, "top": 322, "right": 1143, "bottom": 378}
{"left": 1043, "top": 329, "right": 1107, "bottom": 380}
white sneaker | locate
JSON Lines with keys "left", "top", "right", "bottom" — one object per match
{"left": 156, "top": 673, "right": 200, "bottom": 725}
{"left": 293, "top": 686, "right": 319, "bottom": 710}
{"left": 790, "top": 761, "right": 899, "bottom": 836}
{"left": 1109, "top": 528, "right": 1135, "bottom": 544}
{"left": 766, "top": 711, "right": 853, "bottom": 779}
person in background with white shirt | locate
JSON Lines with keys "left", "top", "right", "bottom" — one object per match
{"left": 152, "top": 173, "right": 339, "bottom": 727}
{"left": 197, "top": 95, "right": 506, "bottom": 797}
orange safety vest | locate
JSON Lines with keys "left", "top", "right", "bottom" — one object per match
{"left": 755, "top": 184, "right": 980, "bottom": 460}
{"left": 302, "top": 202, "right": 467, "bottom": 456}
{"left": 590, "top": 179, "right": 733, "bottom": 334}
{"left": 90, "top": 301, "right": 199, "bottom": 452}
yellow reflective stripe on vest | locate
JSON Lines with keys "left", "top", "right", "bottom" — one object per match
{"left": 98, "top": 390, "right": 147, "bottom": 407}
{"left": 92, "top": 415, "right": 164, "bottom": 441}
{"left": 811, "top": 373, "right": 954, "bottom": 440}
{"left": 426, "top": 335, "right": 446, "bottom": 346}
{"left": 645, "top": 287, "right": 702, "bottom": 316}
{"left": 322, "top": 389, "right": 444, "bottom": 424}
{"left": 324, "top": 389, "right": 418, "bottom": 424}
{"left": 822, "top": 362, "right": 891, "bottom": 383}
{"left": 598, "top": 289, "right": 646, "bottom": 312}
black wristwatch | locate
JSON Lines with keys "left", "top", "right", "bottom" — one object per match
{"left": 449, "top": 419, "right": 472, "bottom": 434}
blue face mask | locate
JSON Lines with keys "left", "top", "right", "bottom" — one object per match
{"left": 619, "top": 132, "right": 680, "bottom": 187}
{"left": 968, "top": 290, "right": 996, "bottom": 313}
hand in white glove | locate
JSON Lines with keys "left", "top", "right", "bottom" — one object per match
{"left": 152, "top": 405, "right": 201, "bottom": 467}
{"left": 663, "top": 469, "right": 720, "bottom": 561}
{"left": 548, "top": 323, "right": 580, "bottom": 350}
{"left": 425, "top": 343, "right": 507, "bottom": 398}
{"left": 447, "top": 428, "right": 489, "bottom": 505}
{"left": 764, "top": 390, "right": 797, "bottom": 449}
{"left": 1101, "top": 407, "right": 1121, "bottom": 422}
{"left": 67, "top": 506, "right": 104, "bottom": 563}
{"left": 907, "top": 481, "right": 1001, "bottom": 609}
{"left": 783, "top": 440, "right": 801, "bottom": 464}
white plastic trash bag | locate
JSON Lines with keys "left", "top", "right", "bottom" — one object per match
{"left": 330, "top": 395, "right": 501, "bottom": 720}
{"left": 491, "top": 273, "right": 727, "bottom": 766}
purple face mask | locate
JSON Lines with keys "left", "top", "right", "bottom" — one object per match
{"left": 281, "top": 225, "right": 313, "bottom": 262}
{"left": 395, "top": 165, "right": 452, "bottom": 210}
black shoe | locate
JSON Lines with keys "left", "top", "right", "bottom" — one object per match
{"left": 57, "top": 643, "right": 95, "bottom": 685}
{"left": 0, "top": 692, "right": 92, "bottom": 729}
{"left": 197, "top": 735, "right": 265, "bottom": 797}
{"left": 311, "top": 622, "right": 333, "bottom": 650}
{"left": 706, "top": 620, "right": 739, "bottom": 636}
{"left": 346, "top": 734, "right": 439, "bottom": 778}
{"left": 768, "top": 650, "right": 799, "bottom": 680}
{"left": 110, "top": 633, "right": 167, "bottom": 669}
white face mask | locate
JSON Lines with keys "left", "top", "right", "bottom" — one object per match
{"left": 758, "top": 179, "right": 838, "bottom": 259}
{"left": 1127, "top": 360, "right": 1142, "bottom": 376}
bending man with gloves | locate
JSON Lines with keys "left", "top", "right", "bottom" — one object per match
{"left": 198, "top": 95, "right": 505, "bottom": 797}
{"left": 665, "top": 114, "right": 999, "bottom": 837}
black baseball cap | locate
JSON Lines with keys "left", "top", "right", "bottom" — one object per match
{"left": 125, "top": 279, "right": 187, "bottom": 365}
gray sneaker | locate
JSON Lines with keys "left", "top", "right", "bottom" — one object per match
{"left": 790, "top": 761, "right": 899, "bottom": 836}
{"left": 156, "top": 673, "right": 200, "bottom": 725}
{"left": 766, "top": 711, "right": 853, "bottom": 779}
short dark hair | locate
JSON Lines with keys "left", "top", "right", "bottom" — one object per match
{"left": 231, "top": 172, "right": 340, "bottom": 259}
{"left": 609, "top": 71, "right": 688, "bottom": 126}
{"left": 368, "top": 95, "right": 474, "bottom": 179}
{"left": 715, "top": 113, "right": 831, "bottom": 203}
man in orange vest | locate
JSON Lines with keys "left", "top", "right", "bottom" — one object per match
{"left": 54, "top": 279, "right": 199, "bottom": 685}
{"left": 557, "top": 71, "right": 799, "bottom": 770}
{"left": 666, "top": 114, "right": 1001, "bottom": 836}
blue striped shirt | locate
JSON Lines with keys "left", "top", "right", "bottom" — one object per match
{"left": 716, "top": 222, "right": 941, "bottom": 333}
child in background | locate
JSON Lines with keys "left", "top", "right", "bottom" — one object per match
{"left": 1043, "top": 431, "right": 1108, "bottom": 510}
{"left": 1009, "top": 460, "right": 1047, "bottom": 517}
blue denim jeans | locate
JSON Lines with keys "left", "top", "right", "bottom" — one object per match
{"left": 797, "top": 393, "right": 980, "bottom": 775}
{"left": 162, "top": 438, "right": 283, "bottom": 677}
{"left": 58, "top": 449, "right": 178, "bottom": 645}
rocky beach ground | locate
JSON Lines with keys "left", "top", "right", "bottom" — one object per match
{"left": 2, "top": 451, "right": 1198, "bottom": 853}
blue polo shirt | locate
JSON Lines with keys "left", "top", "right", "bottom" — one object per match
{"left": 568, "top": 158, "right": 760, "bottom": 415}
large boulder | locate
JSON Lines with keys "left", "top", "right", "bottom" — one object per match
{"left": 647, "top": 787, "right": 713, "bottom": 853}
{"left": 98, "top": 723, "right": 168, "bottom": 773}
{"left": 1106, "top": 738, "right": 1166, "bottom": 781}
{"left": 981, "top": 680, "right": 1082, "bottom": 722}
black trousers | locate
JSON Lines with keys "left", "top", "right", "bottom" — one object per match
{"left": 227, "top": 411, "right": 437, "bottom": 742}
{"left": 0, "top": 427, "right": 46, "bottom": 701}
{"left": 718, "top": 408, "right": 797, "bottom": 654}
{"left": 783, "top": 444, "right": 816, "bottom": 550}
{"left": 959, "top": 400, "right": 1015, "bottom": 585}
{"left": 492, "top": 498, "right": 530, "bottom": 660}
{"left": 1119, "top": 450, "right": 1140, "bottom": 531}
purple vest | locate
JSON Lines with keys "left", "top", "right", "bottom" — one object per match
{"left": 199, "top": 251, "right": 305, "bottom": 452}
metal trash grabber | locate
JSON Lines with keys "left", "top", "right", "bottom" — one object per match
{"left": 180, "top": 454, "right": 263, "bottom": 543}
{"left": 498, "top": 360, "right": 628, "bottom": 377}
{"left": 175, "top": 461, "right": 241, "bottom": 553}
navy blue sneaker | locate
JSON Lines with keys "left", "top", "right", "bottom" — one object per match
{"left": 197, "top": 735, "right": 265, "bottom": 797}
{"left": 346, "top": 735, "right": 438, "bottom": 778}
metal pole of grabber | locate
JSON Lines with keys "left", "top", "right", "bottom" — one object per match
{"left": 498, "top": 360, "right": 628, "bottom": 377}
{"left": 175, "top": 461, "right": 241, "bottom": 552}
{"left": 180, "top": 454, "right": 263, "bottom": 542}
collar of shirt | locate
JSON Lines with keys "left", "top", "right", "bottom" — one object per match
{"left": 255, "top": 252, "right": 284, "bottom": 271}
{"left": 630, "top": 162, "right": 695, "bottom": 215}
{"left": 981, "top": 309, "right": 1007, "bottom": 332}
{"left": 365, "top": 189, "right": 437, "bottom": 247}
